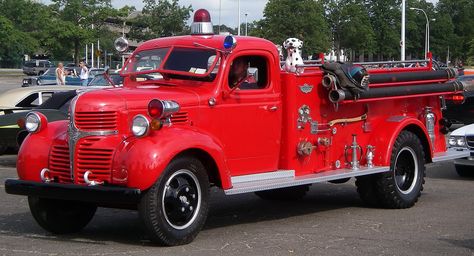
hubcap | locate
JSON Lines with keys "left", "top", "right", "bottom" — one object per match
{"left": 394, "top": 147, "right": 419, "bottom": 195}
{"left": 162, "top": 169, "right": 201, "bottom": 230}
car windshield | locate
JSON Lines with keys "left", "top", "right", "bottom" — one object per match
{"left": 88, "top": 74, "right": 123, "bottom": 86}
{"left": 122, "top": 47, "right": 220, "bottom": 81}
{"left": 42, "top": 68, "right": 55, "bottom": 76}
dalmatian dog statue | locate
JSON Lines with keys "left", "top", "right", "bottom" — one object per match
{"left": 283, "top": 38, "right": 304, "bottom": 73}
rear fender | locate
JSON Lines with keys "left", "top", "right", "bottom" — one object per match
{"left": 369, "top": 117, "right": 432, "bottom": 166}
{"left": 114, "top": 127, "right": 230, "bottom": 191}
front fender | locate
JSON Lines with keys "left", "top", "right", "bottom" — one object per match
{"left": 369, "top": 116, "right": 432, "bottom": 166}
{"left": 17, "top": 120, "right": 68, "bottom": 181}
{"left": 113, "top": 126, "right": 230, "bottom": 191}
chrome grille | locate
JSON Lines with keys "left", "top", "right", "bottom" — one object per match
{"left": 75, "top": 111, "right": 118, "bottom": 130}
{"left": 170, "top": 112, "right": 188, "bottom": 123}
{"left": 76, "top": 137, "right": 114, "bottom": 184}
{"left": 49, "top": 144, "right": 72, "bottom": 183}
{"left": 467, "top": 136, "right": 474, "bottom": 149}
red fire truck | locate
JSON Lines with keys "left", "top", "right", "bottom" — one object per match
{"left": 5, "top": 9, "right": 473, "bottom": 245}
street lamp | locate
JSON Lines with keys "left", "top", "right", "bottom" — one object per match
{"left": 410, "top": 7, "right": 431, "bottom": 59}
{"left": 237, "top": 0, "right": 241, "bottom": 36}
{"left": 245, "top": 13, "right": 248, "bottom": 36}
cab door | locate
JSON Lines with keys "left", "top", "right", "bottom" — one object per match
{"left": 213, "top": 52, "right": 282, "bottom": 177}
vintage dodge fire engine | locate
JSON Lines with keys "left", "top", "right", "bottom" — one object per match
{"left": 5, "top": 9, "right": 473, "bottom": 245}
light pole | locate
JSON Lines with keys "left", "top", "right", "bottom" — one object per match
{"left": 245, "top": 13, "right": 248, "bottom": 36}
{"left": 401, "top": 0, "right": 406, "bottom": 61}
{"left": 410, "top": 7, "right": 431, "bottom": 59}
{"left": 237, "top": 0, "right": 241, "bottom": 36}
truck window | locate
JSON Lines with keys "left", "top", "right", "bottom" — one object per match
{"left": 228, "top": 55, "right": 268, "bottom": 90}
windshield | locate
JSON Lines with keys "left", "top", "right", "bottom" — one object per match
{"left": 122, "top": 47, "right": 220, "bottom": 81}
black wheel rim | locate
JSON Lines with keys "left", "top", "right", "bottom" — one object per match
{"left": 161, "top": 169, "right": 201, "bottom": 230}
{"left": 394, "top": 147, "right": 419, "bottom": 194}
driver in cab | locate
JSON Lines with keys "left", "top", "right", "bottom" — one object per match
{"left": 228, "top": 57, "right": 257, "bottom": 89}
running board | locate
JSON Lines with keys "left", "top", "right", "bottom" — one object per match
{"left": 225, "top": 166, "right": 390, "bottom": 195}
{"left": 432, "top": 148, "right": 470, "bottom": 163}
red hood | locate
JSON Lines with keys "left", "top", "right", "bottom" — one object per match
{"left": 75, "top": 86, "right": 201, "bottom": 113}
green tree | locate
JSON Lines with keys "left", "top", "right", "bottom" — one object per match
{"left": 0, "top": 15, "right": 38, "bottom": 67}
{"left": 436, "top": 0, "right": 474, "bottom": 64}
{"left": 49, "top": 0, "right": 116, "bottom": 64}
{"left": 128, "top": 0, "right": 192, "bottom": 41}
{"left": 365, "top": 0, "right": 401, "bottom": 60}
{"left": 325, "top": 0, "right": 376, "bottom": 61}
{"left": 257, "top": 0, "right": 331, "bottom": 57}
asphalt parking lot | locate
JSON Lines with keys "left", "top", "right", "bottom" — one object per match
{"left": 1, "top": 73, "right": 473, "bottom": 255}
{"left": 1, "top": 155, "right": 473, "bottom": 255}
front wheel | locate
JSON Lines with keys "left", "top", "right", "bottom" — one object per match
{"left": 139, "top": 157, "right": 210, "bottom": 246}
{"left": 28, "top": 197, "right": 97, "bottom": 234}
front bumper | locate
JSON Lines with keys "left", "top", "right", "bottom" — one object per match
{"left": 5, "top": 179, "right": 141, "bottom": 205}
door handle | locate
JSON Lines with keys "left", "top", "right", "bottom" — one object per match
{"left": 267, "top": 105, "right": 278, "bottom": 112}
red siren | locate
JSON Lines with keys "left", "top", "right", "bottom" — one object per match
{"left": 191, "top": 9, "right": 214, "bottom": 35}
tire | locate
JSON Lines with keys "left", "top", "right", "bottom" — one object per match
{"left": 455, "top": 164, "right": 474, "bottom": 177}
{"left": 139, "top": 157, "right": 210, "bottom": 246}
{"left": 356, "top": 131, "right": 425, "bottom": 209}
{"left": 255, "top": 185, "right": 310, "bottom": 200}
{"left": 28, "top": 197, "right": 97, "bottom": 234}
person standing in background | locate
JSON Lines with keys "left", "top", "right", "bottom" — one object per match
{"left": 55, "top": 62, "right": 66, "bottom": 85}
{"left": 79, "top": 61, "right": 89, "bottom": 86}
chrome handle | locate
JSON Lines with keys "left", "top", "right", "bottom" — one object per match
{"left": 268, "top": 106, "right": 278, "bottom": 111}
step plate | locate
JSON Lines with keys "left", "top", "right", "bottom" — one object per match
{"left": 225, "top": 166, "right": 390, "bottom": 195}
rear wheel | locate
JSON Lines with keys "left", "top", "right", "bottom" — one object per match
{"left": 255, "top": 185, "right": 310, "bottom": 200}
{"left": 28, "top": 197, "right": 97, "bottom": 234}
{"left": 139, "top": 157, "right": 210, "bottom": 246}
{"left": 356, "top": 131, "right": 425, "bottom": 208}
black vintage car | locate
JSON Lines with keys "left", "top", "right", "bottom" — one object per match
{"left": 0, "top": 90, "right": 76, "bottom": 155}
{"left": 443, "top": 75, "right": 474, "bottom": 125}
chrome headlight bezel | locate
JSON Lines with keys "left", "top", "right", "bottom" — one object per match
{"left": 448, "top": 136, "right": 467, "bottom": 148}
{"left": 25, "top": 112, "right": 41, "bottom": 133}
{"left": 131, "top": 114, "right": 150, "bottom": 137}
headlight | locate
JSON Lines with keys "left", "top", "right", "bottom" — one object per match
{"left": 449, "top": 136, "right": 467, "bottom": 148}
{"left": 25, "top": 112, "right": 41, "bottom": 133}
{"left": 448, "top": 137, "right": 457, "bottom": 146}
{"left": 132, "top": 115, "right": 149, "bottom": 137}
{"left": 457, "top": 137, "right": 466, "bottom": 147}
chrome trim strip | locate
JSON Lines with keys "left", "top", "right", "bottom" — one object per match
{"left": 225, "top": 166, "right": 390, "bottom": 195}
{"left": 230, "top": 170, "right": 295, "bottom": 184}
{"left": 432, "top": 148, "right": 470, "bottom": 163}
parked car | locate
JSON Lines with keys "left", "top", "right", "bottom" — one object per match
{"left": 0, "top": 90, "right": 77, "bottom": 155}
{"left": 0, "top": 85, "right": 79, "bottom": 115}
{"left": 448, "top": 123, "right": 474, "bottom": 177}
{"left": 443, "top": 75, "right": 474, "bottom": 125}
{"left": 22, "top": 60, "right": 53, "bottom": 76}
{"left": 35, "top": 67, "right": 103, "bottom": 86}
